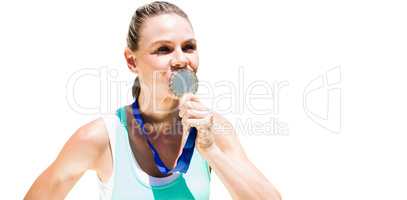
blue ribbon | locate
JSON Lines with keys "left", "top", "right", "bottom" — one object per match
{"left": 131, "top": 98, "right": 197, "bottom": 175}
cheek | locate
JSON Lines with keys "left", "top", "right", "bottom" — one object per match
{"left": 146, "top": 55, "right": 170, "bottom": 70}
{"left": 189, "top": 54, "right": 199, "bottom": 71}
{"left": 165, "top": 69, "right": 173, "bottom": 81}
{"left": 143, "top": 55, "right": 171, "bottom": 82}
{"left": 153, "top": 68, "right": 171, "bottom": 86}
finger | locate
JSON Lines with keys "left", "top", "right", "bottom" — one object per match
{"left": 179, "top": 100, "right": 207, "bottom": 119}
{"left": 181, "top": 116, "right": 189, "bottom": 127}
{"left": 185, "top": 117, "right": 212, "bottom": 128}
{"left": 180, "top": 93, "right": 195, "bottom": 105}
{"left": 188, "top": 94, "right": 200, "bottom": 102}
{"left": 183, "top": 109, "right": 211, "bottom": 119}
{"left": 197, "top": 129, "right": 213, "bottom": 149}
{"left": 179, "top": 100, "right": 208, "bottom": 119}
{"left": 197, "top": 127, "right": 210, "bottom": 138}
{"left": 182, "top": 101, "right": 208, "bottom": 111}
{"left": 178, "top": 95, "right": 190, "bottom": 115}
{"left": 180, "top": 93, "right": 200, "bottom": 108}
{"left": 178, "top": 108, "right": 186, "bottom": 118}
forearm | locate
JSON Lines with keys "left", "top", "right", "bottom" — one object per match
{"left": 204, "top": 146, "right": 281, "bottom": 200}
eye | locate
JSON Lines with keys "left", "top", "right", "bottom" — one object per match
{"left": 182, "top": 43, "right": 196, "bottom": 53}
{"left": 154, "top": 46, "right": 172, "bottom": 54}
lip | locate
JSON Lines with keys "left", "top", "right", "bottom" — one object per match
{"left": 167, "top": 68, "right": 197, "bottom": 83}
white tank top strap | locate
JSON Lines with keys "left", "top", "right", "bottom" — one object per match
{"left": 97, "top": 114, "right": 120, "bottom": 199}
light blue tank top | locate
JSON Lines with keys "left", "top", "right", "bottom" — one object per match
{"left": 111, "top": 106, "right": 211, "bottom": 200}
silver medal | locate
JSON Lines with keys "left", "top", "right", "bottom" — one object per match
{"left": 169, "top": 69, "right": 199, "bottom": 97}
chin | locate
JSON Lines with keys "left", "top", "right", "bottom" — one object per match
{"left": 158, "top": 87, "right": 177, "bottom": 100}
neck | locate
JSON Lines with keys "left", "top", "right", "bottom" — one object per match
{"left": 137, "top": 88, "right": 180, "bottom": 126}
{"left": 137, "top": 89, "right": 182, "bottom": 145}
{"left": 132, "top": 89, "right": 183, "bottom": 152}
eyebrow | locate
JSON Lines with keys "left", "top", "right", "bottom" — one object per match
{"left": 149, "top": 39, "right": 196, "bottom": 48}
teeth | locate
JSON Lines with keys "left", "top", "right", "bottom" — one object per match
{"left": 169, "top": 69, "right": 199, "bottom": 97}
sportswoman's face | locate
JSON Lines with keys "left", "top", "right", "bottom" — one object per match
{"left": 129, "top": 14, "right": 199, "bottom": 98}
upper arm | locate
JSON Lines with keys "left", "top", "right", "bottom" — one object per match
{"left": 25, "top": 117, "right": 109, "bottom": 199}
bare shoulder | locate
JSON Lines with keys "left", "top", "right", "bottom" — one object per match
{"left": 52, "top": 117, "right": 110, "bottom": 176}
{"left": 24, "top": 118, "right": 111, "bottom": 199}
{"left": 71, "top": 117, "right": 110, "bottom": 152}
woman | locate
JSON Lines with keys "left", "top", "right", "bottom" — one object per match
{"left": 25, "top": 1, "right": 281, "bottom": 199}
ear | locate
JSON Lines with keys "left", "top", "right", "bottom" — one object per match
{"left": 124, "top": 48, "right": 138, "bottom": 74}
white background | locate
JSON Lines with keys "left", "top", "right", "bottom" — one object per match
{"left": 1, "top": 0, "right": 407, "bottom": 199}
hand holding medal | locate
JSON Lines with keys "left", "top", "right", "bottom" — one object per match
{"left": 169, "top": 69, "right": 215, "bottom": 153}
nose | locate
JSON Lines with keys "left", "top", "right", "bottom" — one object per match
{"left": 170, "top": 48, "right": 189, "bottom": 70}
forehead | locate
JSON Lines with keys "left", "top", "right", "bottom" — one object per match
{"left": 139, "top": 14, "right": 195, "bottom": 47}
